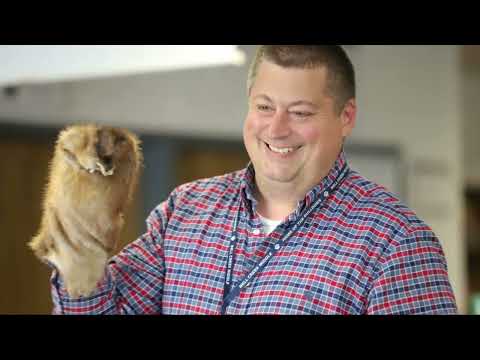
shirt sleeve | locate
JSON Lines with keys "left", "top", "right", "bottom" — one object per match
{"left": 367, "top": 230, "right": 458, "bottom": 315}
{"left": 51, "top": 198, "right": 172, "bottom": 315}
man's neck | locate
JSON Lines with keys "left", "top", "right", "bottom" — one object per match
{"left": 254, "top": 178, "right": 313, "bottom": 221}
{"left": 252, "top": 151, "right": 342, "bottom": 221}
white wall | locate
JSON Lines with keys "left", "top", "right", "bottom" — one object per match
{"left": 0, "top": 45, "right": 467, "bottom": 313}
{"left": 352, "top": 45, "right": 466, "bottom": 313}
{"left": 0, "top": 64, "right": 249, "bottom": 137}
{"left": 462, "top": 61, "right": 480, "bottom": 186}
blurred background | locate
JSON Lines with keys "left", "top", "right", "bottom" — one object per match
{"left": 0, "top": 45, "right": 478, "bottom": 314}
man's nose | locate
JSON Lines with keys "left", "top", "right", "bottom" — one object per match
{"left": 268, "top": 111, "right": 291, "bottom": 138}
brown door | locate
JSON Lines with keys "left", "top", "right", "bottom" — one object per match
{"left": 176, "top": 145, "right": 250, "bottom": 185}
{"left": 0, "top": 139, "right": 54, "bottom": 314}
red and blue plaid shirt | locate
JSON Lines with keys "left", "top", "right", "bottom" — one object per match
{"left": 51, "top": 150, "right": 457, "bottom": 314}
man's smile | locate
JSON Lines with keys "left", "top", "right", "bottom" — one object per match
{"left": 263, "top": 141, "right": 303, "bottom": 157}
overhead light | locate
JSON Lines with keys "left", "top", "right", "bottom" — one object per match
{"left": 0, "top": 45, "right": 247, "bottom": 87}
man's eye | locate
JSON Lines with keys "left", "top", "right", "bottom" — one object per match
{"left": 256, "top": 104, "right": 273, "bottom": 112}
{"left": 291, "top": 111, "right": 313, "bottom": 118}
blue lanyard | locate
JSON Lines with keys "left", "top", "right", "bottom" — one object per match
{"left": 221, "top": 164, "right": 349, "bottom": 314}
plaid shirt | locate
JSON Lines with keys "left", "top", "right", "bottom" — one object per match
{"left": 51, "top": 150, "right": 457, "bottom": 314}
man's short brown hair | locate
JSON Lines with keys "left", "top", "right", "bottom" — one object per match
{"left": 247, "top": 45, "right": 356, "bottom": 115}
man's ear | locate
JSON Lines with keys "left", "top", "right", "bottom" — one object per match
{"left": 340, "top": 98, "right": 357, "bottom": 138}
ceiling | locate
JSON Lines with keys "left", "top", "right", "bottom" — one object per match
{"left": 0, "top": 45, "right": 246, "bottom": 87}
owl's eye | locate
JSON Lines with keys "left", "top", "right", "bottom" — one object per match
{"left": 115, "top": 136, "right": 126, "bottom": 145}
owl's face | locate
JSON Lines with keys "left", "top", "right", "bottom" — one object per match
{"left": 58, "top": 124, "right": 141, "bottom": 177}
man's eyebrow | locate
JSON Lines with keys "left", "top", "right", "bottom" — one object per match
{"left": 253, "top": 95, "right": 319, "bottom": 109}
{"left": 252, "top": 94, "right": 273, "bottom": 102}
{"left": 288, "top": 100, "right": 319, "bottom": 109}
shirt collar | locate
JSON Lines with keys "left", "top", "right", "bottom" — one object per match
{"left": 239, "top": 148, "right": 349, "bottom": 222}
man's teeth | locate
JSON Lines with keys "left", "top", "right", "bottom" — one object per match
{"left": 268, "top": 144, "right": 296, "bottom": 154}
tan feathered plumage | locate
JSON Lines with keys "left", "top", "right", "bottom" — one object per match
{"left": 29, "top": 124, "right": 143, "bottom": 298}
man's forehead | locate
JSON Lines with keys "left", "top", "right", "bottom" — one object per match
{"left": 252, "top": 61, "right": 330, "bottom": 103}
{"left": 257, "top": 59, "right": 329, "bottom": 77}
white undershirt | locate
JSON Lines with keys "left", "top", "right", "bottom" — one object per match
{"left": 256, "top": 212, "right": 282, "bottom": 235}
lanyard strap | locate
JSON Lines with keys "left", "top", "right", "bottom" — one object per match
{"left": 221, "top": 164, "right": 349, "bottom": 314}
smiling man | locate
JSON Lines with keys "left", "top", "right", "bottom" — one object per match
{"left": 50, "top": 46, "right": 458, "bottom": 314}
{"left": 244, "top": 54, "right": 356, "bottom": 222}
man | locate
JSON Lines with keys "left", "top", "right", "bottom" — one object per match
{"left": 51, "top": 45, "right": 458, "bottom": 314}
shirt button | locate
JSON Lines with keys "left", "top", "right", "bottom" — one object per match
{"left": 252, "top": 229, "right": 261, "bottom": 236}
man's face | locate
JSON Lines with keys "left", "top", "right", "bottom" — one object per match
{"left": 243, "top": 60, "right": 356, "bottom": 190}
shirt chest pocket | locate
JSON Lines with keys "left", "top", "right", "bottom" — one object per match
{"left": 248, "top": 255, "right": 367, "bottom": 315}
{"left": 244, "top": 271, "right": 327, "bottom": 314}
